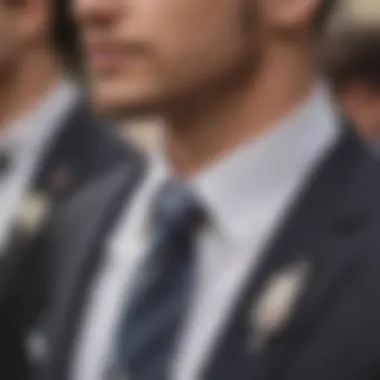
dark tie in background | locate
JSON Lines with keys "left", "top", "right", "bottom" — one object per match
{"left": 106, "top": 181, "right": 204, "bottom": 380}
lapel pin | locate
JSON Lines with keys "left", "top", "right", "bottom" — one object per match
{"left": 249, "top": 260, "right": 311, "bottom": 352}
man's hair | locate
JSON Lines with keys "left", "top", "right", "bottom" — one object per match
{"left": 51, "top": 0, "right": 81, "bottom": 73}
{"left": 322, "top": 26, "right": 380, "bottom": 93}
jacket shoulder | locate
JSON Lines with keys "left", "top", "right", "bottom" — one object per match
{"left": 56, "top": 100, "right": 139, "bottom": 179}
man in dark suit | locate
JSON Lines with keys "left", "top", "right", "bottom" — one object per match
{"left": 0, "top": 0, "right": 134, "bottom": 379}
{"left": 41, "top": 0, "right": 380, "bottom": 380}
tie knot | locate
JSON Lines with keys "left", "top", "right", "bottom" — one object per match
{"left": 153, "top": 181, "right": 204, "bottom": 233}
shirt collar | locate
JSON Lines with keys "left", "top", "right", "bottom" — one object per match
{"left": 192, "top": 84, "right": 341, "bottom": 241}
{"left": 148, "top": 84, "right": 341, "bottom": 242}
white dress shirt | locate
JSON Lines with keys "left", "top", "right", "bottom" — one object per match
{"left": 0, "top": 80, "right": 78, "bottom": 253}
{"left": 72, "top": 85, "right": 341, "bottom": 380}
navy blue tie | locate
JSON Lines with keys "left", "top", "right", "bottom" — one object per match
{"left": 107, "top": 181, "right": 204, "bottom": 380}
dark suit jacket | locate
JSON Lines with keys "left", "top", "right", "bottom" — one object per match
{"left": 42, "top": 127, "right": 380, "bottom": 380}
{"left": 0, "top": 100, "right": 136, "bottom": 380}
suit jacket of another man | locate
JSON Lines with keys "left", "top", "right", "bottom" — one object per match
{"left": 42, "top": 126, "right": 380, "bottom": 380}
{"left": 0, "top": 100, "right": 136, "bottom": 380}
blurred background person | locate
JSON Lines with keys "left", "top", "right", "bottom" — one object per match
{"left": 0, "top": 0, "right": 134, "bottom": 379}
{"left": 40, "top": 0, "right": 380, "bottom": 380}
{"left": 323, "top": 27, "right": 380, "bottom": 142}
{"left": 321, "top": 0, "right": 380, "bottom": 142}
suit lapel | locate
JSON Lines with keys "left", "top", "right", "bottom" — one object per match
{"left": 0, "top": 103, "right": 83, "bottom": 300}
{"left": 47, "top": 158, "right": 145, "bottom": 380}
{"left": 32, "top": 100, "right": 95, "bottom": 199}
{"left": 24, "top": 101, "right": 139, "bottom": 371}
{"left": 0, "top": 100, "right": 125, "bottom": 301}
{"left": 203, "top": 130, "right": 378, "bottom": 380}
{"left": 31, "top": 99, "right": 122, "bottom": 200}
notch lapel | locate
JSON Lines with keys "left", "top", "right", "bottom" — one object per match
{"left": 0, "top": 138, "right": 76, "bottom": 301}
{"left": 203, "top": 130, "right": 378, "bottom": 380}
{"left": 0, "top": 100, "right": 128, "bottom": 301}
{"left": 47, "top": 158, "right": 145, "bottom": 380}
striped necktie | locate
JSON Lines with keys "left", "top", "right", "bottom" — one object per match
{"left": 106, "top": 181, "right": 204, "bottom": 380}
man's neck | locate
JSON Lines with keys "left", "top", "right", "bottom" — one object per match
{"left": 0, "top": 51, "right": 63, "bottom": 133}
{"left": 164, "top": 48, "right": 318, "bottom": 179}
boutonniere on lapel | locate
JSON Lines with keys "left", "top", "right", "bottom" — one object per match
{"left": 249, "top": 261, "right": 311, "bottom": 352}
{"left": 14, "top": 191, "right": 53, "bottom": 241}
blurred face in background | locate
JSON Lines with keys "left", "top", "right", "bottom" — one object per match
{"left": 340, "top": 82, "right": 380, "bottom": 140}
{"left": 0, "top": 0, "right": 49, "bottom": 85}
{"left": 75, "top": 0, "right": 322, "bottom": 118}
{"left": 0, "top": 1, "right": 24, "bottom": 83}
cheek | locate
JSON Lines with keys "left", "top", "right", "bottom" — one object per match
{"left": 146, "top": 0, "right": 246, "bottom": 89}
{"left": 87, "top": 0, "right": 249, "bottom": 115}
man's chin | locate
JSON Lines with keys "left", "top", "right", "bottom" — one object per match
{"left": 91, "top": 94, "right": 162, "bottom": 121}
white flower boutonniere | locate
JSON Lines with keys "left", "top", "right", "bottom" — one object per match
{"left": 249, "top": 261, "right": 311, "bottom": 351}
{"left": 15, "top": 192, "right": 52, "bottom": 239}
